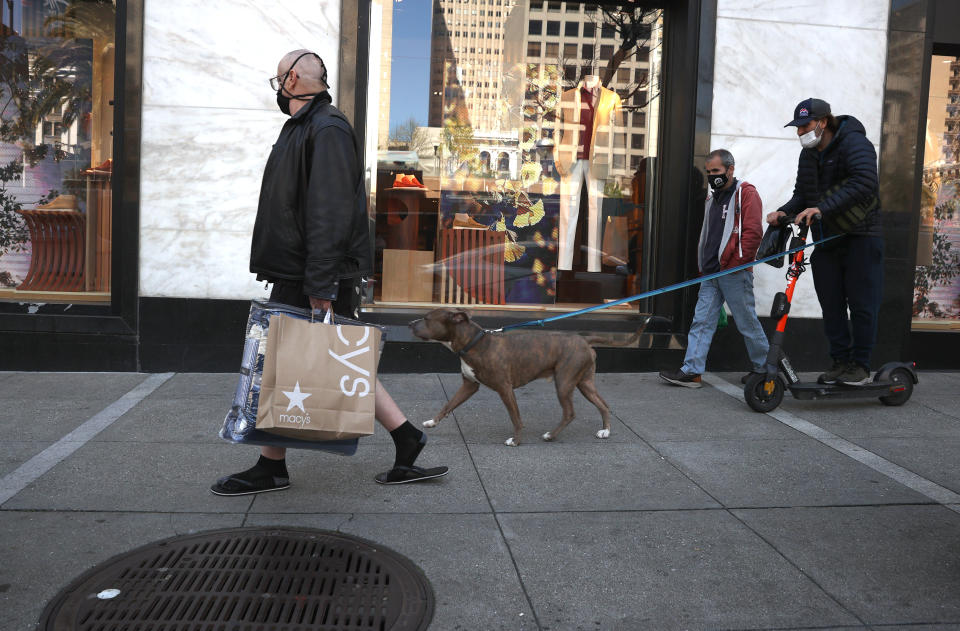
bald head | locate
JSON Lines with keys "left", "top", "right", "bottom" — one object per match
{"left": 277, "top": 49, "right": 328, "bottom": 91}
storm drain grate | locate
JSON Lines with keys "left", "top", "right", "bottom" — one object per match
{"left": 39, "top": 527, "right": 434, "bottom": 631}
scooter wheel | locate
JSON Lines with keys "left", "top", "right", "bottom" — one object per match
{"left": 744, "top": 374, "right": 784, "bottom": 413}
{"left": 879, "top": 367, "right": 914, "bottom": 406}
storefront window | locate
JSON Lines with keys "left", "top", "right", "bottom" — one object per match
{"left": 0, "top": 0, "right": 115, "bottom": 304}
{"left": 914, "top": 54, "right": 960, "bottom": 329}
{"left": 366, "top": 1, "right": 663, "bottom": 311}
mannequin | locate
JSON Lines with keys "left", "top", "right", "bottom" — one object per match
{"left": 553, "top": 75, "right": 624, "bottom": 272}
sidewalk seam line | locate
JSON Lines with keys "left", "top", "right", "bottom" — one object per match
{"left": 0, "top": 373, "right": 175, "bottom": 508}
{"left": 703, "top": 373, "right": 960, "bottom": 516}
{"left": 440, "top": 373, "right": 543, "bottom": 630}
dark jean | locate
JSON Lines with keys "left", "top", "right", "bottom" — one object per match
{"left": 268, "top": 277, "right": 362, "bottom": 319}
{"left": 810, "top": 235, "right": 884, "bottom": 368}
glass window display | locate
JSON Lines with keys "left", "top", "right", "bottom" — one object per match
{"left": 0, "top": 0, "right": 116, "bottom": 303}
{"left": 367, "top": 1, "right": 663, "bottom": 310}
{"left": 914, "top": 54, "right": 960, "bottom": 329}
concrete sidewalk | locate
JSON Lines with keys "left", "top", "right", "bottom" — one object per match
{"left": 2, "top": 369, "right": 960, "bottom": 630}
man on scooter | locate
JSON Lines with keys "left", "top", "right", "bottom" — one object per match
{"left": 767, "top": 98, "right": 883, "bottom": 386}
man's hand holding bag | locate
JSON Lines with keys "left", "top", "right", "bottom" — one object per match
{"left": 255, "top": 310, "right": 380, "bottom": 441}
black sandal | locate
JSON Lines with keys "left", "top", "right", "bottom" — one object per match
{"left": 210, "top": 473, "right": 290, "bottom": 496}
{"left": 374, "top": 465, "right": 449, "bottom": 485}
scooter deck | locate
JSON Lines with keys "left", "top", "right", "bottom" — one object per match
{"left": 788, "top": 381, "right": 907, "bottom": 401}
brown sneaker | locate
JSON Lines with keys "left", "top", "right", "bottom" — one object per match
{"left": 659, "top": 368, "right": 702, "bottom": 388}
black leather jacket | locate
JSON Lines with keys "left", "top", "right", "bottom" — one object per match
{"left": 250, "top": 93, "right": 372, "bottom": 300}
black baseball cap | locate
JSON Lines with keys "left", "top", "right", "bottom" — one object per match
{"left": 784, "top": 98, "right": 831, "bottom": 127}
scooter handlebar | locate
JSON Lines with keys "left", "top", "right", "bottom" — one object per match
{"left": 776, "top": 213, "right": 821, "bottom": 228}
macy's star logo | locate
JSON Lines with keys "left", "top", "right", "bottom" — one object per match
{"left": 282, "top": 381, "right": 312, "bottom": 412}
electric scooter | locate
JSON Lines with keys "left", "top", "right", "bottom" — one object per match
{"left": 744, "top": 217, "right": 918, "bottom": 412}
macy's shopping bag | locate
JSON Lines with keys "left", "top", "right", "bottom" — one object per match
{"left": 255, "top": 311, "right": 380, "bottom": 441}
{"left": 219, "top": 300, "right": 384, "bottom": 454}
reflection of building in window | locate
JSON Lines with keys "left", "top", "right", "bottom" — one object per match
{"left": 425, "top": 1, "right": 660, "bottom": 186}
{"left": 374, "top": 0, "right": 393, "bottom": 149}
{"left": 524, "top": 3, "right": 661, "bottom": 180}
{"left": 428, "top": 0, "right": 511, "bottom": 132}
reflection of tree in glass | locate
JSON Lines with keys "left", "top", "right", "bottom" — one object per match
{"left": 442, "top": 117, "right": 478, "bottom": 172}
{"left": 914, "top": 188, "right": 960, "bottom": 318}
{"left": 0, "top": 0, "right": 112, "bottom": 258}
{"left": 548, "top": 8, "right": 662, "bottom": 111}
{"left": 389, "top": 116, "right": 431, "bottom": 154}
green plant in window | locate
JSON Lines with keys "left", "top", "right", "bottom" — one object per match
{"left": 914, "top": 189, "right": 960, "bottom": 318}
{"left": 603, "top": 180, "right": 626, "bottom": 198}
{"left": 0, "top": 26, "right": 93, "bottom": 259}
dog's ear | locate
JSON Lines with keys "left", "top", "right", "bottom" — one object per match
{"left": 450, "top": 308, "right": 470, "bottom": 324}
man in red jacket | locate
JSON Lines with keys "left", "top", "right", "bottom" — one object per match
{"left": 660, "top": 149, "right": 768, "bottom": 388}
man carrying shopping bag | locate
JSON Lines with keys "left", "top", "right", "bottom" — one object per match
{"left": 211, "top": 50, "right": 448, "bottom": 496}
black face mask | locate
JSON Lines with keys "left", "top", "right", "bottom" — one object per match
{"left": 276, "top": 90, "right": 292, "bottom": 116}
{"left": 708, "top": 172, "right": 729, "bottom": 191}
{"left": 274, "top": 51, "right": 328, "bottom": 116}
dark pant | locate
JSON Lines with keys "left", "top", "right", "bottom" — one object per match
{"left": 268, "top": 277, "right": 362, "bottom": 319}
{"left": 810, "top": 235, "right": 884, "bottom": 368}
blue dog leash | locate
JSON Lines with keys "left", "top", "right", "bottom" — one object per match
{"left": 496, "top": 229, "right": 843, "bottom": 332}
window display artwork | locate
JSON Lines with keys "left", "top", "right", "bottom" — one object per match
{"left": 914, "top": 54, "right": 960, "bottom": 329}
{"left": 0, "top": 0, "right": 116, "bottom": 303}
{"left": 367, "top": 0, "right": 663, "bottom": 310}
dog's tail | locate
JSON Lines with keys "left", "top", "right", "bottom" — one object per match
{"left": 582, "top": 331, "right": 641, "bottom": 347}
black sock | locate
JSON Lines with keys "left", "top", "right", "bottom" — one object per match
{"left": 255, "top": 454, "right": 288, "bottom": 478}
{"left": 389, "top": 421, "right": 425, "bottom": 469}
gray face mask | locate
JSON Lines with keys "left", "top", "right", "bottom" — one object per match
{"left": 799, "top": 121, "right": 822, "bottom": 149}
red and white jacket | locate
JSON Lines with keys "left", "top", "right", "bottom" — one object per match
{"left": 697, "top": 180, "right": 763, "bottom": 274}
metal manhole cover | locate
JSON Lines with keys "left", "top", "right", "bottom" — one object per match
{"left": 39, "top": 527, "right": 434, "bottom": 631}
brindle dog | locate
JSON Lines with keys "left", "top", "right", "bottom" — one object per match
{"left": 410, "top": 308, "right": 633, "bottom": 446}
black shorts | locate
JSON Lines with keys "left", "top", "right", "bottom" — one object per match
{"left": 268, "top": 278, "right": 362, "bottom": 319}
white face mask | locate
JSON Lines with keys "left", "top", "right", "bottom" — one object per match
{"left": 799, "top": 122, "right": 822, "bottom": 149}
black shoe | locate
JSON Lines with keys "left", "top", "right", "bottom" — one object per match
{"left": 210, "top": 470, "right": 290, "bottom": 496}
{"left": 817, "top": 359, "right": 848, "bottom": 385}
{"left": 741, "top": 371, "right": 764, "bottom": 384}
{"left": 659, "top": 368, "right": 702, "bottom": 388}
{"left": 837, "top": 363, "right": 871, "bottom": 386}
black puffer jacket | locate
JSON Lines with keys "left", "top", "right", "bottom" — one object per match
{"left": 250, "top": 93, "right": 372, "bottom": 300}
{"left": 777, "top": 115, "right": 882, "bottom": 238}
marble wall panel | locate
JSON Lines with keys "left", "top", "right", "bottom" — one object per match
{"left": 710, "top": 5, "right": 891, "bottom": 320}
{"left": 140, "top": 106, "right": 283, "bottom": 233}
{"left": 139, "top": 0, "right": 343, "bottom": 299}
{"left": 143, "top": 0, "right": 341, "bottom": 112}
{"left": 717, "top": 0, "right": 890, "bottom": 31}
{"left": 140, "top": 227, "right": 270, "bottom": 299}
{"left": 712, "top": 17, "right": 888, "bottom": 139}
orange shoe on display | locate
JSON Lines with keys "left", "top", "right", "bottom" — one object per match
{"left": 83, "top": 158, "right": 113, "bottom": 175}
{"left": 402, "top": 174, "right": 418, "bottom": 187}
{"left": 393, "top": 173, "right": 406, "bottom": 188}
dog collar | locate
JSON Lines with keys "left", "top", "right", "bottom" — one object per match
{"left": 457, "top": 329, "right": 487, "bottom": 356}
